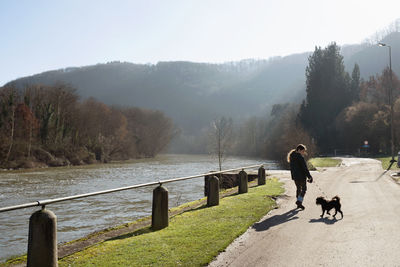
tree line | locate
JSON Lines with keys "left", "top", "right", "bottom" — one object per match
{"left": 0, "top": 83, "right": 174, "bottom": 169}
{"left": 211, "top": 42, "right": 400, "bottom": 167}
{"left": 253, "top": 42, "right": 399, "bottom": 166}
{"left": 3, "top": 42, "right": 398, "bottom": 170}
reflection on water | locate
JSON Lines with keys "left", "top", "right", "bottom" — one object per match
{"left": 0, "top": 154, "right": 277, "bottom": 261}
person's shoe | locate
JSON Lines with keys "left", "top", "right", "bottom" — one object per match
{"left": 296, "top": 201, "right": 305, "bottom": 210}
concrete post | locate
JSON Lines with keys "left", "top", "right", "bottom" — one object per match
{"left": 238, "top": 170, "right": 248, "bottom": 194}
{"left": 207, "top": 176, "right": 219, "bottom": 207}
{"left": 258, "top": 166, "right": 266, "bottom": 185}
{"left": 204, "top": 175, "right": 211, "bottom": 196}
{"left": 27, "top": 207, "right": 58, "bottom": 267}
{"left": 152, "top": 185, "right": 168, "bottom": 230}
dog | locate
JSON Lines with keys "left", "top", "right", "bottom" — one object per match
{"left": 315, "top": 196, "right": 343, "bottom": 218}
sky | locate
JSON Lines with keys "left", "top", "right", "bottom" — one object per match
{"left": 1, "top": 0, "right": 400, "bottom": 86}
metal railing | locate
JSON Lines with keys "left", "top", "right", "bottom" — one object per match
{"left": 0, "top": 164, "right": 263, "bottom": 212}
{"left": 0, "top": 163, "right": 267, "bottom": 266}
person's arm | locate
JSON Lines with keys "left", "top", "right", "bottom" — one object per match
{"left": 301, "top": 156, "right": 312, "bottom": 180}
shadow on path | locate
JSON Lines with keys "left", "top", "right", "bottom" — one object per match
{"left": 252, "top": 208, "right": 299, "bottom": 232}
{"left": 349, "top": 163, "right": 393, "bottom": 183}
{"left": 309, "top": 216, "right": 341, "bottom": 225}
{"left": 375, "top": 170, "right": 389, "bottom": 182}
{"left": 349, "top": 180, "right": 372, "bottom": 183}
{"left": 349, "top": 172, "right": 387, "bottom": 183}
{"left": 374, "top": 160, "right": 397, "bottom": 181}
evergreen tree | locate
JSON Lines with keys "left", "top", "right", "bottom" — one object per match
{"left": 299, "top": 43, "right": 353, "bottom": 152}
{"left": 350, "top": 64, "right": 361, "bottom": 102}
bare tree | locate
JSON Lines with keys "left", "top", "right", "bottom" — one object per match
{"left": 208, "top": 117, "right": 233, "bottom": 171}
{"left": 1, "top": 87, "right": 18, "bottom": 162}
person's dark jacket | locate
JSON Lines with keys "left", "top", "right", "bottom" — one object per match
{"left": 289, "top": 151, "right": 312, "bottom": 181}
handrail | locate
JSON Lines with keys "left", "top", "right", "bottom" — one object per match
{"left": 0, "top": 164, "right": 264, "bottom": 213}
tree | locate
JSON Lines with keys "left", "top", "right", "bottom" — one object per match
{"left": 359, "top": 67, "right": 400, "bottom": 105}
{"left": 335, "top": 68, "right": 400, "bottom": 154}
{"left": 0, "top": 87, "right": 18, "bottom": 162}
{"left": 299, "top": 43, "right": 353, "bottom": 152}
{"left": 14, "top": 103, "right": 39, "bottom": 157}
{"left": 234, "top": 116, "right": 266, "bottom": 157}
{"left": 335, "top": 102, "right": 382, "bottom": 153}
{"left": 264, "top": 104, "right": 316, "bottom": 167}
{"left": 120, "top": 107, "right": 175, "bottom": 158}
{"left": 208, "top": 117, "right": 233, "bottom": 171}
{"left": 350, "top": 64, "right": 361, "bottom": 102}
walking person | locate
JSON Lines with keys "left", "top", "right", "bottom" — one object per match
{"left": 287, "top": 144, "right": 313, "bottom": 210}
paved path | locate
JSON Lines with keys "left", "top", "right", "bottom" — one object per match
{"left": 209, "top": 158, "right": 400, "bottom": 267}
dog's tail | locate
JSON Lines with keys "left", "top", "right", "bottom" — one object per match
{"left": 332, "top": 196, "right": 340, "bottom": 202}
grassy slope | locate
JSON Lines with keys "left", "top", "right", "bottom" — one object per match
{"left": 376, "top": 157, "right": 399, "bottom": 170}
{"left": 59, "top": 178, "right": 283, "bottom": 267}
{"left": 309, "top": 157, "right": 342, "bottom": 168}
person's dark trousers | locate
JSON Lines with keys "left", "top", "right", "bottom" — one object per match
{"left": 294, "top": 178, "right": 307, "bottom": 202}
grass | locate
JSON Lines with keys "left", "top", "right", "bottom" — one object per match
{"left": 58, "top": 178, "right": 283, "bottom": 267}
{"left": 376, "top": 157, "right": 399, "bottom": 170}
{"left": 308, "top": 157, "right": 342, "bottom": 168}
{"left": 376, "top": 157, "right": 400, "bottom": 184}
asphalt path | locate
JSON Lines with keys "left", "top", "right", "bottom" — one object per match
{"left": 209, "top": 158, "right": 400, "bottom": 267}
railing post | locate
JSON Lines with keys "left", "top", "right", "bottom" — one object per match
{"left": 152, "top": 185, "right": 168, "bottom": 230}
{"left": 207, "top": 176, "right": 219, "bottom": 207}
{"left": 204, "top": 174, "right": 211, "bottom": 196}
{"left": 238, "top": 170, "right": 248, "bottom": 194}
{"left": 27, "top": 207, "right": 58, "bottom": 267}
{"left": 258, "top": 166, "right": 266, "bottom": 185}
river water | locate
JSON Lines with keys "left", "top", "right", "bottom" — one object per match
{"left": 0, "top": 154, "right": 278, "bottom": 261}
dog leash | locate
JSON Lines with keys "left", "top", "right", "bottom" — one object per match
{"left": 312, "top": 178, "right": 328, "bottom": 198}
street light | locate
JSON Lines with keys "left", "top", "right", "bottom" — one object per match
{"left": 378, "top": 42, "right": 396, "bottom": 166}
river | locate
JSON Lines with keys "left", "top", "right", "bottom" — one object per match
{"left": 0, "top": 154, "right": 278, "bottom": 261}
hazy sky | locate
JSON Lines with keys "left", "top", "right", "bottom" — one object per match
{"left": 1, "top": 0, "right": 399, "bottom": 85}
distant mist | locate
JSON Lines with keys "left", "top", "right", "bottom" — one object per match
{"left": 6, "top": 32, "right": 400, "bottom": 153}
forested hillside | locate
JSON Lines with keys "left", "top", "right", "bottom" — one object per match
{"left": 0, "top": 84, "right": 174, "bottom": 169}
{"left": 345, "top": 33, "right": 400, "bottom": 76}
{"left": 8, "top": 33, "right": 400, "bottom": 133}
{"left": 4, "top": 32, "right": 400, "bottom": 158}
{"left": 7, "top": 58, "right": 308, "bottom": 133}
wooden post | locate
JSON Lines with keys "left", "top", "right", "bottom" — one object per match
{"left": 27, "top": 207, "right": 58, "bottom": 267}
{"left": 238, "top": 170, "right": 248, "bottom": 194}
{"left": 207, "top": 176, "right": 219, "bottom": 207}
{"left": 152, "top": 185, "right": 168, "bottom": 230}
{"left": 258, "top": 166, "right": 266, "bottom": 185}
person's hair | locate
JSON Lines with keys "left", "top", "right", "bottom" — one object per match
{"left": 287, "top": 144, "right": 307, "bottom": 163}
{"left": 296, "top": 144, "right": 307, "bottom": 152}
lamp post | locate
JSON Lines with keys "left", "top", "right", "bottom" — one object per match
{"left": 378, "top": 42, "right": 396, "bottom": 165}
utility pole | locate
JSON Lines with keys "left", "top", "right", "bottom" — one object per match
{"left": 378, "top": 42, "right": 396, "bottom": 167}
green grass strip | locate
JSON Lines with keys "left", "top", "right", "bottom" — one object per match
{"left": 59, "top": 178, "right": 283, "bottom": 267}
{"left": 376, "top": 156, "right": 399, "bottom": 170}
{"left": 308, "top": 157, "right": 342, "bottom": 168}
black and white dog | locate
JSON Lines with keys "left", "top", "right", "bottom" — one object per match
{"left": 315, "top": 196, "right": 343, "bottom": 218}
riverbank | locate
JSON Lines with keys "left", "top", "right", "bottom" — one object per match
{"left": 0, "top": 155, "right": 273, "bottom": 262}
{"left": 3, "top": 178, "right": 283, "bottom": 267}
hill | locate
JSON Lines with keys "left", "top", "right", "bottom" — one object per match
{"left": 6, "top": 33, "right": 400, "bottom": 138}
{"left": 7, "top": 57, "right": 309, "bottom": 133}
